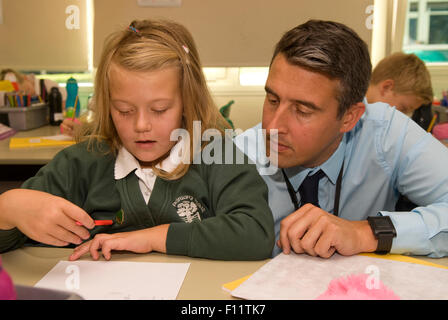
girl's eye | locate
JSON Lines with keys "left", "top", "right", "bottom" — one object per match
{"left": 112, "top": 103, "right": 133, "bottom": 116}
{"left": 117, "top": 110, "right": 131, "bottom": 116}
{"left": 152, "top": 109, "right": 167, "bottom": 115}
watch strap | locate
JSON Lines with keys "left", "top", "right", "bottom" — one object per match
{"left": 367, "top": 216, "right": 396, "bottom": 255}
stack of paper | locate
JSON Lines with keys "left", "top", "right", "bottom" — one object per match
{"left": 230, "top": 253, "right": 448, "bottom": 300}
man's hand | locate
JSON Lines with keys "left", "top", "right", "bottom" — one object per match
{"left": 278, "top": 204, "right": 378, "bottom": 258}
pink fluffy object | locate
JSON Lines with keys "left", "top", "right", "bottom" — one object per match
{"left": 0, "top": 256, "right": 16, "bottom": 300}
{"left": 316, "top": 273, "right": 400, "bottom": 300}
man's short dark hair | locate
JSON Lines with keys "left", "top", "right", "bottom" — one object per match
{"left": 272, "top": 20, "right": 372, "bottom": 118}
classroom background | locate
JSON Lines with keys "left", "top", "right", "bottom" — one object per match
{"left": 0, "top": 0, "right": 447, "bottom": 128}
{"left": 0, "top": 0, "right": 447, "bottom": 187}
{"left": 1, "top": 0, "right": 448, "bottom": 302}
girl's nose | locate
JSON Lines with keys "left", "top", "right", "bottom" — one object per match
{"left": 135, "top": 109, "right": 152, "bottom": 132}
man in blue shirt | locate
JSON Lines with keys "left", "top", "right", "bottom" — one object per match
{"left": 234, "top": 20, "right": 448, "bottom": 258}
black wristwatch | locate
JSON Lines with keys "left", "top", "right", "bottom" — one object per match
{"left": 367, "top": 216, "right": 397, "bottom": 255}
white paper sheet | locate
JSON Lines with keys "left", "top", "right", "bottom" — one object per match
{"left": 42, "top": 134, "right": 73, "bottom": 141}
{"left": 35, "top": 260, "right": 190, "bottom": 300}
{"left": 231, "top": 253, "right": 448, "bottom": 300}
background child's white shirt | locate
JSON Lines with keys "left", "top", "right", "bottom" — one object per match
{"left": 114, "top": 142, "right": 183, "bottom": 204}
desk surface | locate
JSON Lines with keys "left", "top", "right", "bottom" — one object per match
{"left": 0, "top": 125, "right": 65, "bottom": 165}
{"left": 2, "top": 247, "right": 268, "bottom": 300}
{"left": 3, "top": 247, "right": 448, "bottom": 300}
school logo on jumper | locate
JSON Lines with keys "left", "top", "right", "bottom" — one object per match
{"left": 172, "top": 195, "right": 205, "bottom": 223}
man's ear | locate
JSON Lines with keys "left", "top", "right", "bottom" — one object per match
{"left": 340, "top": 102, "right": 365, "bottom": 133}
{"left": 379, "top": 79, "right": 395, "bottom": 97}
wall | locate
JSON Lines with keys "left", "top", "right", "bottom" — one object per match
{"left": 93, "top": 0, "right": 374, "bottom": 130}
{"left": 0, "top": 0, "right": 89, "bottom": 71}
{"left": 7, "top": 1, "right": 444, "bottom": 131}
{"left": 428, "top": 65, "right": 448, "bottom": 101}
{"left": 213, "top": 90, "right": 265, "bottom": 131}
{"left": 94, "top": 0, "right": 373, "bottom": 67}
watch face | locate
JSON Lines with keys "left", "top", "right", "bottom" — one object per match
{"left": 370, "top": 216, "right": 397, "bottom": 236}
{"left": 375, "top": 219, "right": 392, "bottom": 231}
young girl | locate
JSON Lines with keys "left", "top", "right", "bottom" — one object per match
{"left": 0, "top": 19, "right": 274, "bottom": 261}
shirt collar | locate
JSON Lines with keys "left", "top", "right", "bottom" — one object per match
{"left": 284, "top": 134, "right": 347, "bottom": 191}
{"left": 320, "top": 135, "right": 346, "bottom": 184}
{"left": 114, "top": 141, "right": 183, "bottom": 180}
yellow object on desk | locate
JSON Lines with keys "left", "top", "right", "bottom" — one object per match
{"left": 222, "top": 274, "right": 252, "bottom": 292}
{"left": 9, "top": 134, "right": 75, "bottom": 149}
{"left": 359, "top": 252, "right": 448, "bottom": 270}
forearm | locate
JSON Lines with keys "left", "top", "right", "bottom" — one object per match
{"left": 0, "top": 190, "right": 28, "bottom": 253}
{"left": 0, "top": 190, "right": 19, "bottom": 230}
{"left": 143, "top": 224, "right": 168, "bottom": 253}
{"left": 167, "top": 213, "right": 274, "bottom": 260}
{"left": 386, "top": 126, "right": 448, "bottom": 257}
{"left": 353, "top": 220, "right": 378, "bottom": 253}
{"left": 381, "top": 204, "right": 448, "bottom": 257}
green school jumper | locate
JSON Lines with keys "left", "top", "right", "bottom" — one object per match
{"left": 0, "top": 139, "right": 274, "bottom": 260}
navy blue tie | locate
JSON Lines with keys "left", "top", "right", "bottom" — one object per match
{"left": 298, "top": 170, "right": 325, "bottom": 208}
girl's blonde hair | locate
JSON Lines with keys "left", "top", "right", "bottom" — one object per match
{"left": 79, "top": 19, "right": 230, "bottom": 179}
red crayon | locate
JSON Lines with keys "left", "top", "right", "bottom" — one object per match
{"left": 76, "top": 220, "right": 113, "bottom": 226}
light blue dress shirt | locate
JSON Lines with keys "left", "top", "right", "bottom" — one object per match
{"left": 234, "top": 102, "right": 448, "bottom": 258}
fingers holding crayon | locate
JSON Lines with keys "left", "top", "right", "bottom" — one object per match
{"left": 60, "top": 118, "right": 81, "bottom": 137}
{"left": 0, "top": 189, "right": 94, "bottom": 247}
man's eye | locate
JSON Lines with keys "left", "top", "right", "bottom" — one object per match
{"left": 295, "top": 107, "right": 312, "bottom": 117}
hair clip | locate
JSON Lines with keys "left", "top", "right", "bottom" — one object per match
{"left": 182, "top": 45, "right": 190, "bottom": 54}
{"left": 128, "top": 24, "right": 140, "bottom": 34}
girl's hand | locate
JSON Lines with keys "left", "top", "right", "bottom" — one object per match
{"left": 0, "top": 189, "right": 94, "bottom": 247}
{"left": 60, "top": 118, "right": 81, "bottom": 137}
{"left": 69, "top": 224, "right": 169, "bottom": 261}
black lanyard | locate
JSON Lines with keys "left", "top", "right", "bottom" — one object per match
{"left": 281, "top": 161, "right": 344, "bottom": 216}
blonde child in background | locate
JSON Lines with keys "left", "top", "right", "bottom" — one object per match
{"left": 0, "top": 19, "right": 274, "bottom": 261}
{"left": 366, "top": 52, "right": 433, "bottom": 117}
{"left": 366, "top": 53, "right": 448, "bottom": 145}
